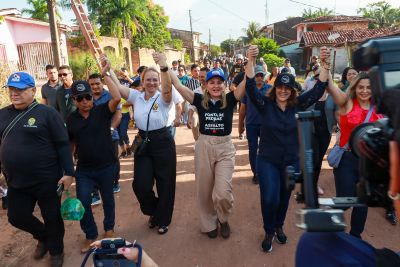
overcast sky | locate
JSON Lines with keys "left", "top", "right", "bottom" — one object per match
{"left": 1, "top": 0, "right": 399, "bottom": 44}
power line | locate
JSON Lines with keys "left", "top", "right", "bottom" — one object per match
{"left": 288, "top": 0, "right": 320, "bottom": 9}
{"left": 204, "top": 0, "right": 250, "bottom": 24}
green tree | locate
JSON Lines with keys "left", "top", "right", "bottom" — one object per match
{"left": 87, "top": 0, "right": 146, "bottom": 43}
{"left": 130, "top": 2, "right": 171, "bottom": 51}
{"left": 168, "top": 38, "right": 183, "bottom": 50}
{"left": 242, "top": 21, "right": 261, "bottom": 44}
{"left": 358, "top": 1, "right": 400, "bottom": 28}
{"left": 302, "top": 8, "right": 334, "bottom": 19}
{"left": 262, "top": 54, "right": 285, "bottom": 71}
{"left": 253, "top": 37, "right": 279, "bottom": 56}
{"left": 210, "top": 44, "right": 221, "bottom": 58}
{"left": 220, "top": 38, "right": 238, "bottom": 54}
{"left": 22, "top": 0, "right": 61, "bottom": 21}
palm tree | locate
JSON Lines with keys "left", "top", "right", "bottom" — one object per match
{"left": 242, "top": 21, "right": 261, "bottom": 44}
{"left": 358, "top": 1, "right": 400, "bottom": 28}
{"left": 87, "top": 0, "right": 146, "bottom": 40}
{"left": 302, "top": 8, "right": 335, "bottom": 19}
{"left": 22, "top": 0, "right": 62, "bottom": 22}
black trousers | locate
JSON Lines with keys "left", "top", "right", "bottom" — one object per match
{"left": 312, "top": 126, "right": 332, "bottom": 182}
{"left": 133, "top": 128, "right": 176, "bottom": 226}
{"left": 7, "top": 182, "right": 64, "bottom": 255}
{"left": 113, "top": 140, "right": 120, "bottom": 185}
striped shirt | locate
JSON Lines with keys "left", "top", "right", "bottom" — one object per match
{"left": 184, "top": 78, "right": 201, "bottom": 92}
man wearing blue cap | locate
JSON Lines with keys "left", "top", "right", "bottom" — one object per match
{"left": 0, "top": 72, "right": 75, "bottom": 267}
{"left": 66, "top": 56, "right": 121, "bottom": 253}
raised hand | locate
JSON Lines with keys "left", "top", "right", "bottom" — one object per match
{"left": 319, "top": 47, "right": 331, "bottom": 70}
{"left": 152, "top": 52, "right": 168, "bottom": 67}
{"left": 247, "top": 45, "right": 259, "bottom": 63}
{"left": 100, "top": 54, "right": 111, "bottom": 76}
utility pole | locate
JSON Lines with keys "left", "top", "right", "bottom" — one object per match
{"left": 208, "top": 29, "right": 211, "bottom": 58}
{"left": 189, "top": 10, "right": 195, "bottom": 62}
{"left": 47, "top": 0, "right": 61, "bottom": 68}
{"left": 265, "top": 0, "right": 269, "bottom": 25}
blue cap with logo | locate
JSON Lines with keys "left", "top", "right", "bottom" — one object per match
{"left": 206, "top": 69, "right": 225, "bottom": 82}
{"left": 71, "top": 81, "right": 92, "bottom": 96}
{"left": 7, "top": 72, "right": 36, "bottom": 89}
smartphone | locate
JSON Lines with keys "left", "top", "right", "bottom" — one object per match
{"left": 93, "top": 253, "right": 136, "bottom": 267}
{"left": 56, "top": 184, "right": 64, "bottom": 197}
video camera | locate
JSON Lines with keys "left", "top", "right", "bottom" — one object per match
{"left": 80, "top": 238, "right": 140, "bottom": 267}
{"left": 287, "top": 37, "right": 400, "bottom": 232}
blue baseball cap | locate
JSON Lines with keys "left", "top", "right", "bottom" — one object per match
{"left": 7, "top": 72, "right": 36, "bottom": 89}
{"left": 206, "top": 69, "right": 225, "bottom": 82}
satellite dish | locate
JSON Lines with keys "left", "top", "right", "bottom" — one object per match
{"left": 328, "top": 33, "right": 340, "bottom": 41}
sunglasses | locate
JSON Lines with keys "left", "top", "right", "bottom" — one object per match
{"left": 255, "top": 73, "right": 265, "bottom": 78}
{"left": 58, "top": 73, "right": 69, "bottom": 77}
{"left": 75, "top": 94, "right": 93, "bottom": 102}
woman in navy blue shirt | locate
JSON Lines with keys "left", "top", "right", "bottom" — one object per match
{"left": 245, "top": 46, "right": 329, "bottom": 252}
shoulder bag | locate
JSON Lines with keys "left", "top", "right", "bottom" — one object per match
{"left": 131, "top": 95, "right": 159, "bottom": 156}
{"left": 327, "top": 105, "right": 374, "bottom": 168}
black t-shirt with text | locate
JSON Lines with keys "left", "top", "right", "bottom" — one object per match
{"left": 67, "top": 102, "right": 116, "bottom": 170}
{"left": 192, "top": 92, "right": 237, "bottom": 136}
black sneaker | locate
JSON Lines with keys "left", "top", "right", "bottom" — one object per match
{"left": 119, "top": 151, "right": 127, "bottom": 158}
{"left": 33, "top": 241, "right": 48, "bottom": 260}
{"left": 50, "top": 252, "right": 64, "bottom": 267}
{"left": 275, "top": 227, "right": 288, "bottom": 244}
{"left": 252, "top": 175, "right": 259, "bottom": 184}
{"left": 148, "top": 216, "right": 156, "bottom": 229}
{"left": 262, "top": 233, "right": 274, "bottom": 252}
{"left": 158, "top": 225, "right": 169, "bottom": 235}
{"left": 219, "top": 221, "right": 231, "bottom": 238}
{"left": 2, "top": 196, "right": 7, "bottom": 210}
{"left": 386, "top": 210, "right": 398, "bottom": 225}
{"left": 206, "top": 228, "right": 218, "bottom": 239}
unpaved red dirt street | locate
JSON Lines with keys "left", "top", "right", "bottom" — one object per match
{"left": 0, "top": 114, "right": 399, "bottom": 267}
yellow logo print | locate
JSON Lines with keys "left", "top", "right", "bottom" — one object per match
{"left": 153, "top": 102, "right": 159, "bottom": 111}
{"left": 28, "top": 117, "right": 36, "bottom": 126}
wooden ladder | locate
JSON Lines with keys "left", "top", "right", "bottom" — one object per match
{"left": 70, "top": 0, "right": 103, "bottom": 69}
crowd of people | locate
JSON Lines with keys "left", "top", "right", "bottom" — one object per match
{"left": 0, "top": 45, "right": 398, "bottom": 267}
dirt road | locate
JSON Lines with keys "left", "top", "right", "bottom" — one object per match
{"left": 0, "top": 114, "right": 399, "bottom": 267}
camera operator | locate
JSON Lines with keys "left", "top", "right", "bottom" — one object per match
{"left": 91, "top": 239, "right": 158, "bottom": 267}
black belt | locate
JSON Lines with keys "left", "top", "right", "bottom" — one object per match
{"left": 139, "top": 127, "right": 168, "bottom": 136}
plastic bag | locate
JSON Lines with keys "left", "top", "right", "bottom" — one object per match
{"left": 61, "top": 191, "right": 85, "bottom": 221}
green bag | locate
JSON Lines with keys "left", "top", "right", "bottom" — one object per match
{"left": 61, "top": 191, "right": 85, "bottom": 221}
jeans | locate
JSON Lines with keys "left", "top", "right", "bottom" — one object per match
{"left": 76, "top": 163, "right": 116, "bottom": 239}
{"left": 118, "top": 113, "right": 130, "bottom": 146}
{"left": 246, "top": 124, "right": 261, "bottom": 176}
{"left": 333, "top": 151, "right": 368, "bottom": 238}
{"left": 257, "top": 156, "right": 296, "bottom": 234}
{"left": 7, "top": 182, "right": 64, "bottom": 255}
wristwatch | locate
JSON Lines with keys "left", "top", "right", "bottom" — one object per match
{"left": 160, "top": 66, "right": 169, "bottom": 72}
{"left": 104, "top": 71, "right": 111, "bottom": 77}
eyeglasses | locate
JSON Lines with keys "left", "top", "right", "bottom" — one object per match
{"left": 255, "top": 73, "right": 265, "bottom": 78}
{"left": 58, "top": 73, "right": 69, "bottom": 77}
{"left": 75, "top": 94, "right": 92, "bottom": 102}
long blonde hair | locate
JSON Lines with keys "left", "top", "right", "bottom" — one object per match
{"left": 201, "top": 87, "right": 228, "bottom": 110}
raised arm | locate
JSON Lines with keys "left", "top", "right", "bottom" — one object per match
{"left": 152, "top": 52, "right": 172, "bottom": 103}
{"left": 100, "top": 55, "right": 121, "bottom": 112}
{"left": 319, "top": 47, "right": 348, "bottom": 109}
{"left": 99, "top": 55, "right": 131, "bottom": 101}
{"left": 234, "top": 46, "right": 258, "bottom": 100}
{"left": 244, "top": 45, "right": 269, "bottom": 114}
{"left": 153, "top": 53, "right": 194, "bottom": 104}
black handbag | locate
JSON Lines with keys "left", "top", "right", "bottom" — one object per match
{"left": 131, "top": 95, "right": 159, "bottom": 156}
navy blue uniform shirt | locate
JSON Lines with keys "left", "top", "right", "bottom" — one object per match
{"left": 241, "top": 82, "right": 271, "bottom": 125}
{"left": 245, "top": 77, "right": 327, "bottom": 166}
